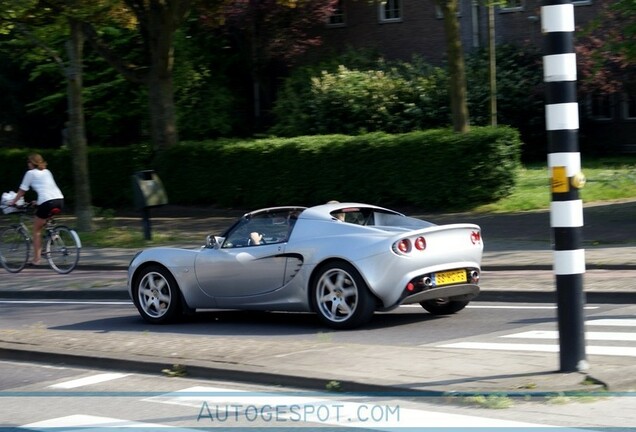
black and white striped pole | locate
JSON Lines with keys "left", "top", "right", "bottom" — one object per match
{"left": 542, "top": 0, "right": 587, "bottom": 372}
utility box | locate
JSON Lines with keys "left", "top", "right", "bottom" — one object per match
{"left": 132, "top": 170, "right": 168, "bottom": 210}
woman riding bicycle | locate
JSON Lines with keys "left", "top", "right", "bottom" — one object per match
{"left": 9, "top": 153, "right": 64, "bottom": 266}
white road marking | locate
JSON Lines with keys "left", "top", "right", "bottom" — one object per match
{"left": 503, "top": 330, "right": 636, "bottom": 342}
{"left": 467, "top": 305, "right": 598, "bottom": 310}
{"left": 439, "top": 342, "right": 636, "bottom": 357}
{"left": 49, "top": 373, "right": 130, "bottom": 389}
{"left": 22, "top": 414, "right": 180, "bottom": 430}
{"left": 146, "top": 386, "right": 562, "bottom": 429}
{"left": 399, "top": 304, "right": 598, "bottom": 310}
{"left": 587, "top": 319, "right": 636, "bottom": 327}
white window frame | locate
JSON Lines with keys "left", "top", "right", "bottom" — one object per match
{"left": 499, "top": 0, "right": 525, "bottom": 13}
{"left": 327, "top": 0, "right": 346, "bottom": 27}
{"left": 572, "top": 0, "right": 592, "bottom": 6}
{"left": 378, "top": 0, "right": 402, "bottom": 23}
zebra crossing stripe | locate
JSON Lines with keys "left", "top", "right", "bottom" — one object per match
{"left": 440, "top": 318, "right": 636, "bottom": 356}
{"left": 49, "top": 373, "right": 129, "bottom": 389}
{"left": 503, "top": 330, "right": 636, "bottom": 342}
{"left": 21, "top": 414, "right": 178, "bottom": 429}
{"left": 439, "top": 342, "right": 636, "bottom": 357}
{"left": 587, "top": 319, "right": 636, "bottom": 327}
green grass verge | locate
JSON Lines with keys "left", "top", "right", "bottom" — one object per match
{"left": 79, "top": 227, "right": 175, "bottom": 248}
{"left": 475, "top": 156, "right": 636, "bottom": 213}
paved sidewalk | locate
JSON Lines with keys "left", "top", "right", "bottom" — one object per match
{"left": 1, "top": 201, "right": 635, "bottom": 396}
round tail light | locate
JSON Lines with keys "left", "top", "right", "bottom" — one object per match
{"left": 396, "top": 239, "right": 411, "bottom": 253}
{"left": 414, "top": 236, "right": 426, "bottom": 251}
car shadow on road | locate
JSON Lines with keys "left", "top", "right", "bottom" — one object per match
{"left": 49, "top": 309, "right": 446, "bottom": 336}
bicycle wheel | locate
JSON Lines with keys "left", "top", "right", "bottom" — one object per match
{"left": 0, "top": 226, "right": 30, "bottom": 273}
{"left": 45, "top": 226, "right": 81, "bottom": 274}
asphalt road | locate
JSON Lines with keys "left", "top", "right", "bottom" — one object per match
{"left": 1, "top": 298, "right": 634, "bottom": 350}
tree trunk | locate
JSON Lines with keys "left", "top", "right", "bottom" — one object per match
{"left": 147, "top": 71, "right": 178, "bottom": 153}
{"left": 439, "top": 0, "right": 470, "bottom": 133}
{"left": 66, "top": 18, "right": 94, "bottom": 232}
{"left": 146, "top": 3, "right": 179, "bottom": 153}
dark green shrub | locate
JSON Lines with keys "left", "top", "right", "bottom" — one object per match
{"left": 271, "top": 53, "right": 449, "bottom": 137}
{"left": 157, "top": 127, "right": 521, "bottom": 210}
{"left": 1, "top": 127, "right": 520, "bottom": 211}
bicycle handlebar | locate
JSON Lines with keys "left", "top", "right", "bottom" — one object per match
{"left": 0, "top": 202, "right": 34, "bottom": 215}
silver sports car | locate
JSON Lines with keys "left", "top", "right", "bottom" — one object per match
{"left": 128, "top": 202, "right": 483, "bottom": 329}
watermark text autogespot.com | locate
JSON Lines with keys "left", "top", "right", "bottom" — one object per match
{"left": 197, "top": 401, "right": 401, "bottom": 425}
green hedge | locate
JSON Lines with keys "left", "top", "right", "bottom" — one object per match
{"left": 156, "top": 127, "right": 521, "bottom": 210}
{"left": 0, "top": 127, "right": 521, "bottom": 211}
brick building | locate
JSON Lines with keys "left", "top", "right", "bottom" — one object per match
{"left": 315, "top": 0, "right": 635, "bottom": 153}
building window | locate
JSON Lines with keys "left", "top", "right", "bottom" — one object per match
{"left": 572, "top": 1, "right": 592, "bottom": 6}
{"left": 328, "top": 0, "right": 346, "bottom": 27}
{"left": 588, "top": 93, "right": 613, "bottom": 120}
{"left": 379, "top": 0, "right": 402, "bottom": 23}
{"left": 622, "top": 93, "right": 636, "bottom": 120}
{"left": 500, "top": 0, "right": 524, "bottom": 13}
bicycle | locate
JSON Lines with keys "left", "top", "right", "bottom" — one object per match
{"left": 0, "top": 204, "right": 81, "bottom": 274}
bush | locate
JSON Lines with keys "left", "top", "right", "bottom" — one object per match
{"left": 0, "top": 127, "right": 520, "bottom": 211}
{"left": 157, "top": 127, "right": 521, "bottom": 210}
{"left": 271, "top": 53, "right": 449, "bottom": 137}
{"left": 272, "top": 45, "right": 544, "bottom": 160}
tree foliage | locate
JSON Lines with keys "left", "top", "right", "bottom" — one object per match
{"left": 576, "top": 0, "right": 636, "bottom": 95}
{"left": 219, "top": 0, "right": 339, "bottom": 64}
{"left": 209, "top": 0, "right": 339, "bottom": 130}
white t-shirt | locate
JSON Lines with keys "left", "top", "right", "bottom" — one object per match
{"left": 19, "top": 169, "right": 64, "bottom": 205}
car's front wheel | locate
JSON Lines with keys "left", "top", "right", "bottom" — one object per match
{"left": 133, "top": 265, "right": 182, "bottom": 324}
{"left": 312, "top": 262, "right": 375, "bottom": 329}
{"left": 420, "top": 298, "right": 469, "bottom": 315}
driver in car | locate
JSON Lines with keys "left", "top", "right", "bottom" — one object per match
{"left": 249, "top": 211, "right": 299, "bottom": 245}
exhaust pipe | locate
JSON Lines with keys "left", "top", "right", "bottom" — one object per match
{"left": 470, "top": 270, "right": 480, "bottom": 284}
{"left": 422, "top": 277, "right": 433, "bottom": 287}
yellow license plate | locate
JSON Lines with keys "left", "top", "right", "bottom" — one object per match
{"left": 434, "top": 269, "right": 467, "bottom": 286}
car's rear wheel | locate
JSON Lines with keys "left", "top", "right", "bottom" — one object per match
{"left": 312, "top": 261, "right": 375, "bottom": 329}
{"left": 420, "top": 298, "right": 469, "bottom": 315}
{"left": 133, "top": 265, "right": 182, "bottom": 324}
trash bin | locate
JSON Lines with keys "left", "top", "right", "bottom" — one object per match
{"left": 131, "top": 170, "right": 168, "bottom": 240}
{"left": 132, "top": 170, "right": 168, "bottom": 211}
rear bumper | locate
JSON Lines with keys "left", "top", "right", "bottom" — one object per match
{"left": 401, "top": 284, "right": 479, "bottom": 304}
{"left": 394, "top": 283, "right": 480, "bottom": 307}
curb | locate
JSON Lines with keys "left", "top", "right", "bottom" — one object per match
{"left": 0, "top": 345, "right": 443, "bottom": 396}
{"left": 0, "top": 344, "right": 612, "bottom": 396}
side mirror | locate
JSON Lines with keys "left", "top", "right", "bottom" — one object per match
{"left": 205, "top": 235, "right": 221, "bottom": 249}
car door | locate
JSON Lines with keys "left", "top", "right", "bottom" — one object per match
{"left": 194, "top": 242, "right": 288, "bottom": 298}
